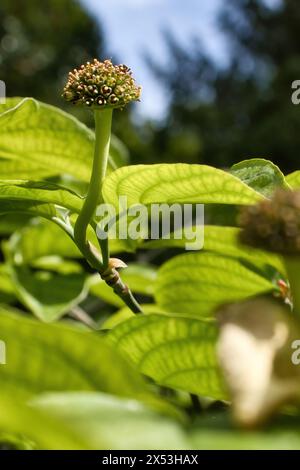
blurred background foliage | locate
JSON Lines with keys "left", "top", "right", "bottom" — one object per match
{"left": 1, "top": 0, "right": 300, "bottom": 172}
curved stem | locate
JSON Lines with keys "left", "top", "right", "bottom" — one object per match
{"left": 74, "top": 108, "right": 113, "bottom": 257}
{"left": 91, "top": 220, "right": 110, "bottom": 269}
{"left": 69, "top": 108, "right": 142, "bottom": 314}
{"left": 54, "top": 216, "right": 142, "bottom": 314}
{"left": 53, "top": 217, "right": 103, "bottom": 268}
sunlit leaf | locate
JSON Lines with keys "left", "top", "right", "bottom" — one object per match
{"left": 108, "top": 314, "right": 225, "bottom": 398}
{"left": 32, "top": 391, "right": 300, "bottom": 450}
{"left": 155, "top": 252, "right": 276, "bottom": 318}
{"left": 230, "top": 158, "right": 289, "bottom": 197}
{"left": 103, "top": 163, "right": 263, "bottom": 211}
{"left": 0, "top": 393, "right": 87, "bottom": 450}
{"left": 144, "top": 225, "right": 285, "bottom": 276}
{"left": 8, "top": 219, "right": 80, "bottom": 263}
{"left": 0, "top": 98, "right": 125, "bottom": 180}
{"left": 0, "top": 200, "right": 57, "bottom": 219}
{"left": 33, "top": 392, "right": 188, "bottom": 450}
{"left": 0, "top": 157, "right": 53, "bottom": 179}
{"left": 0, "top": 307, "right": 148, "bottom": 398}
{"left": 0, "top": 180, "right": 82, "bottom": 213}
{"left": 0, "top": 264, "right": 16, "bottom": 304}
{"left": 286, "top": 171, "right": 300, "bottom": 189}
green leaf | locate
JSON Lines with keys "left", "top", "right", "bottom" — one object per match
{"left": 155, "top": 252, "right": 275, "bottom": 318}
{"left": 0, "top": 214, "right": 32, "bottom": 235}
{"left": 0, "top": 180, "right": 82, "bottom": 213}
{"left": 0, "top": 200, "right": 56, "bottom": 219}
{"left": 7, "top": 265, "right": 88, "bottom": 322}
{"left": 0, "top": 392, "right": 87, "bottom": 450}
{"left": 0, "top": 97, "right": 25, "bottom": 114}
{"left": 32, "top": 392, "right": 189, "bottom": 450}
{"left": 230, "top": 158, "right": 289, "bottom": 197}
{"left": 144, "top": 225, "right": 285, "bottom": 276}
{"left": 189, "top": 413, "right": 300, "bottom": 450}
{"left": 32, "top": 392, "right": 300, "bottom": 450}
{"left": 121, "top": 263, "right": 157, "bottom": 295}
{"left": 0, "top": 264, "right": 16, "bottom": 304}
{"left": 108, "top": 314, "right": 225, "bottom": 398}
{"left": 31, "top": 257, "right": 83, "bottom": 275}
{"left": 7, "top": 217, "right": 125, "bottom": 270}
{"left": 0, "top": 157, "right": 54, "bottom": 179}
{"left": 203, "top": 226, "right": 285, "bottom": 277}
{"left": 202, "top": 226, "right": 285, "bottom": 276}
{"left": 9, "top": 218, "right": 80, "bottom": 263}
{"left": 286, "top": 171, "right": 300, "bottom": 189}
{"left": 0, "top": 306, "right": 148, "bottom": 399}
{"left": 110, "top": 135, "right": 129, "bottom": 167}
{"left": 0, "top": 98, "right": 123, "bottom": 181}
{"left": 103, "top": 163, "right": 263, "bottom": 211}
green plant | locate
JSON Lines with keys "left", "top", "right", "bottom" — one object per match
{"left": 62, "top": 59, "right": 142, "bottom": 313}
{"left": 1, "top": 62, "right": 300, "bottom": 448}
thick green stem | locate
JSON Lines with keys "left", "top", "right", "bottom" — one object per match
{"left": 284, "top": 256, "right": 300, "bottom": 314}
{"left": 72, "top": 107, "right": 142, "bottom": 315}
{"left": 74, "top": 108, "right": 113, "bottom": 257}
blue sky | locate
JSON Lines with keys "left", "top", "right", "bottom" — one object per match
{"left": 81, "top": 0, "right": 226, "bottom": 119}
{"left": 81, "top": 0, "right": 280, "bottom": 119}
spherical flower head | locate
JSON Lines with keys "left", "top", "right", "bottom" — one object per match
{"left": 239, "top": 189, "right": 300, "bottom": 254}
{"left": 62, "top": 59, "right": 141, "bottom": 109}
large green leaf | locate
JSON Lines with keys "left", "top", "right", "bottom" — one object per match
{"left": 0, "top": 157, "right": 54, "bottom": 179}
{"left": 286, "top": 171, "right": 300, "bottom": 189}
{"left": 9, "top": 218, "right": 80, "bottom": 263}
{"left": 144, "top": 225, "right": 285, "bottom": 276}
{"left": 0, "top": 307, "right": 147, "bottom": 399}
{"left": 108, "top": 314, "right": 225, "bottom": 398}
{"left": 202, "top": 226, "right": 285, "bottom": 276}
{"left": 0, "top": 200, "right": 56, "bottom": 219}
{"left": 103, "top": 163, "right": 263, "bottom": 210}
{"left": 120, "top": 263, "right": 157, "bottom": 295}
{"left": 7, "top": 264, "right": 88, "bottom": 322}
{"left": 0, "top": 98, "right": 122, "bottom": 181}
{"left": 0, "top": 214, "right": 32, "bottom": 235}
{"left": 155, "top": 252, "right": 276, "bottom": 318}
{"left": 30, "top": 257, "right": 82, "bottom": 275}
{"left": 32, "top": 392, "right": 300, "bottom": 450}
{"left": 0, "top": 393, "right": 87, "bottom": 450}
{"left": 230, "top": 158, "right": 289, "bottom": 197}
{"left": 0, "top": 264, "right": 16, "bottom": 304}
{"left": 0, "top": 97, "right": 26, "bottom": 114}
{"left": 0, "top": 180, "right": 82, "bottom": 213}
{"left": 110, "top": 135, "right": 129, "bottom": 168}
{"left": 33, "top": 392, "right": 189, "bottom": 450}
{"left": 7, "top": 217, "right": 126, "bottom": 268}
